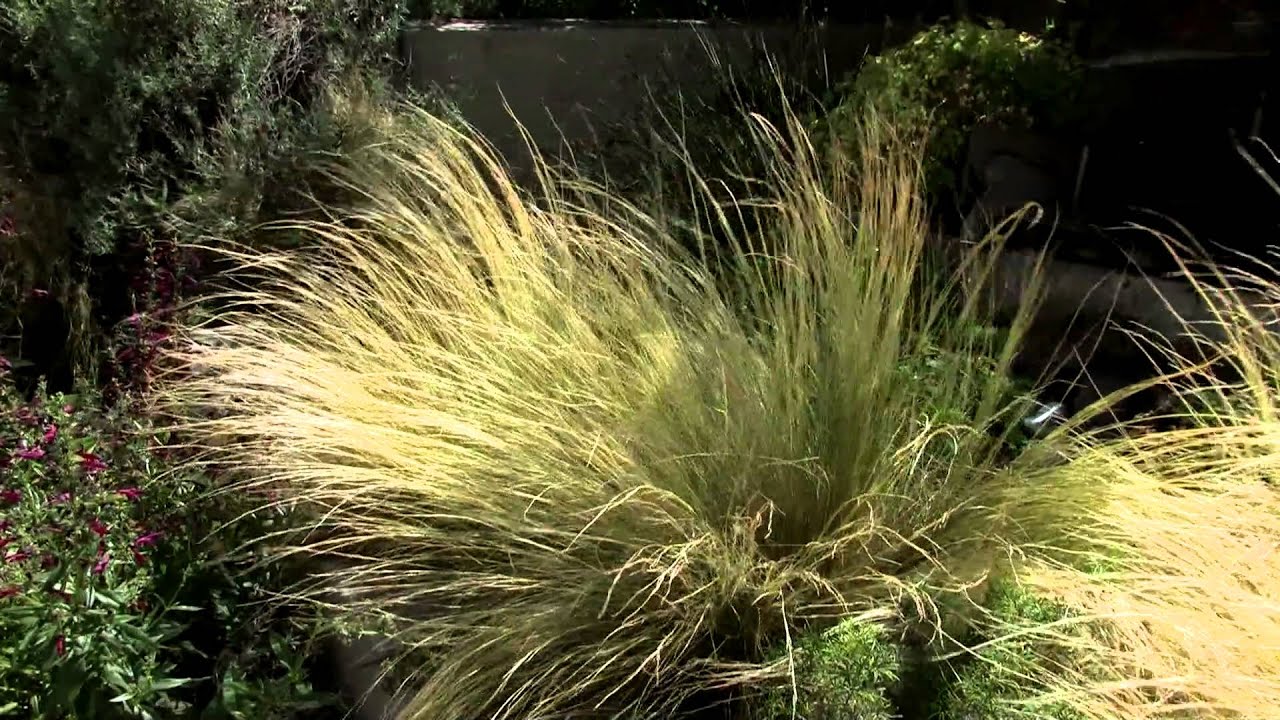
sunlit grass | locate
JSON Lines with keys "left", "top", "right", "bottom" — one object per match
{"left": 152, "top": 96, "right": 1056, "bottom": 719}
{"left": 972, "top": 242, "right": 1280, "bottom": 720}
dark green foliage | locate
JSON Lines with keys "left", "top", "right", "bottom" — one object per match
{"left": 173, "top": 71, "right": 427, "bottom": 250}
{"left": 0, "top": 0, "right": 409, "bottom": 381}
{"left": 3, "top": 0, "right": 251, "bottom": 257}
{"left": 759, "top": 619, "right": 901, "bottom": 720}
{"left": 819, "top": 21, "right": 1084, "bottom": 202}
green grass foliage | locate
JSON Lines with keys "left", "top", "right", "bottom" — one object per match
{"left": 138, "top": 77, "right": 1280, "bottom": 720}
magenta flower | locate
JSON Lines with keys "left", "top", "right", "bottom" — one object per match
{"left": 0, "top": 586, "right": 19, "bottom": 599}
{"left": 54, "top": 635, "right": 65, "bottom": 656}
{"left": 131, "top": 548, "right": 147, "bottom": 566}
{"left": 41, "top": 424, "right": 57, "bottom": 443}
{"left": 116, "top": 487, "right": 141, "bottom": 502}
{"left": 1, "top": 488, "right": 19, "bottom": 505}
{"left": 4, "top": 549, "right": 31, "bottom": 564}
{"left": 16, "top": 447, "right": 45, "bottom": 461}
{"left": 89, "top": 518, "right": 109, "bottom": 537}
{"left": 78, "top": 452, "right": 108, "bottom": 474}
{"left": 29, "top": 288, "right": 49, "bottom": 299}
{"left": 91, "top": 551, "right": 110, "bottom": 575}
{"left": 133, "top": 531, "right": 163, "bottom": 548}
{"left": 49, "top": 491, "right": 72, "bottom": 505}
{"left": 62, "top": 403, "right": 75, "bottom": 415}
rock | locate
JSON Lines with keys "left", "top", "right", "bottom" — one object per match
{"left": 319, "top": 633, "right": 409, "bottom": 720}
{"left": 960, "top": 123, "right": 1080, "bottom": 246}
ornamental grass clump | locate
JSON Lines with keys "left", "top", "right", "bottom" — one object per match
{"left": 967, "top": 250, "right": 1280, "bottom": 720}
{"left": 155, "top": 102, "right": 1049, "bottom": 719}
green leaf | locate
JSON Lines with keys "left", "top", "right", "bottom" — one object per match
{"left": 89, "top": 586, "right": 123, "bottom": 609}
{"left": 109, "top": 690, "right": 137, "bottom": 704}
{"left": 102, "top": 662, "right": 131, "bottom": 690}
{"left": 149, "top": 676, "right": 194, "bottom": 692}
{"left": 115, "top": 620, "right": 155, "bottom": 647}
{"left": 40, "top": 561, "right": 70, "bottom": 593}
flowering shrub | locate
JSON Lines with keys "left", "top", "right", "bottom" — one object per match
{"left": 0, "top": 376, "right": 339, "bottom": 718}
{"left": 98, "top": 235, "right": 202, "bottom": 405}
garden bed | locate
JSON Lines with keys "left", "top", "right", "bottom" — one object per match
{"left": 4, "top": 7, "right": 1279, "bottom": 719}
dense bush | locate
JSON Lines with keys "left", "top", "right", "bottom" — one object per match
{"left": 0, "top": 0, "right": 409, "bottom": 384}
{"left": 819, "top": 21, "right": 1084, "bottom": 202}
{"left": 0, "top": 0, "right": 405, "bottom": 256}
{"left": 0, "top": 377, "right": 340, "bottom": 718}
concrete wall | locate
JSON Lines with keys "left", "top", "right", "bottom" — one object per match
{"left": 400, "top": 20, "right": 908, "bottom": 174}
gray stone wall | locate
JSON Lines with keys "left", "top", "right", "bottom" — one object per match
{"left": 399, "top": 20, "right": 906, "bottom": 174}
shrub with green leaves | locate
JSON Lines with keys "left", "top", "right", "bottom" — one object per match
{"left": 759, "top": 618, "right": 900, "bottom": 720}
{"left": 931, "top": 579, "right": 1088, "bottom": 720}
{"left": 0, "top": 0, "right": 409, "bottom": 380}
{"left": 0, "top": 0, "right": 406, "bottom": 254}
{"left": 819, "top": 21, "right": 1084, "bottom": 201}
{"left": 0, "top": 376, "right": 339, "bottom": 718}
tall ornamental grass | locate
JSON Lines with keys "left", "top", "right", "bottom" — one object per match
{"left": 971, "top": 248, "right": 1280, "bottom": 720}
{"left": 154, "top": 102, "right": 1050, "bottom": 719}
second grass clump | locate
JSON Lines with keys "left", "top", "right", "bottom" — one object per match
{"left": 967, "top": 259, "right": 1280, "bottom": 720}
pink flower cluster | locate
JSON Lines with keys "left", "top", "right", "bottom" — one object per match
{"left": 1, "top": 396, "right": 158, "bottom": 605}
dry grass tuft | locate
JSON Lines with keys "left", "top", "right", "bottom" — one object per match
{"left": 154, "top": 100, "right": 1048, "bottom": 719}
